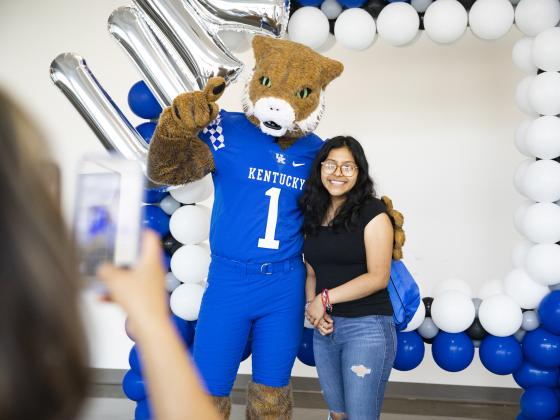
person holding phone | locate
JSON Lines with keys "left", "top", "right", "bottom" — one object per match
{"left": 0, "top": 88, "right": 220, "bottom": 420}
{"left": 300, "top": 136, "right": 397, "bottom": 420}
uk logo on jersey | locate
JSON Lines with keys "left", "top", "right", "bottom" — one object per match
{"left": 275, "top": 153, "right": 286, "bottom": 165}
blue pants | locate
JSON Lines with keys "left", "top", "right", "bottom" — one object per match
{"left": 193, "top": 255, "right": 306, "bottom": 396}
{"left": 313, "top": 315, "right": 396, "bottom": 420}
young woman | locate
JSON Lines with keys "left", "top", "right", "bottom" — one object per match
{"left": 300, "top": 136, "right": 397, "bottom": 420}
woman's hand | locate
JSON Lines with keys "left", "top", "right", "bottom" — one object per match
{"left": 97, "top": 230, "right": 169, "bottom": 337}
{"left": 305, "top": 294, "right": 325, "bottom": 327}
{"left": 317, "top": 314, "right": 334, "bottom": 336}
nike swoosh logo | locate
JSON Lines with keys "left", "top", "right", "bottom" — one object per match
{"left": 292, "top": 162, "right": 305, "bottom": 167}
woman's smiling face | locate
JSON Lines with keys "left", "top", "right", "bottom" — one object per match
{"left": 320, "top": 146, "right": 359, "bottom": 198}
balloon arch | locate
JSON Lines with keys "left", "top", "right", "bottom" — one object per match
{"left": 50, "top": 0, "right": 560, "bottom": 419}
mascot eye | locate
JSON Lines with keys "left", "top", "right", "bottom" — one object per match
{"left": 260, "top": 76, "right": 272, "bottom": 87}
{"left": 296, "top": 87, "right": 311, "bottom": 99}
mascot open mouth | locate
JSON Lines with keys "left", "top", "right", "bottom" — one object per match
{"left": 263, "top": 121, "right": 282, "bottom": 130}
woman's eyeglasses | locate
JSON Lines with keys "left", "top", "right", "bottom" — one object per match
{"left": 321, "top": 160, "right": 358, "bottom": 177}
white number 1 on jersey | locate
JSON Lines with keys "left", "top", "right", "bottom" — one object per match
{"left": 258, "top": 187, "right": 281, "bottom": 249}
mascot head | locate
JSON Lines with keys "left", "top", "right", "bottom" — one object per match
{"left": 242, "top": 36, "right": 343, "bottom": 142}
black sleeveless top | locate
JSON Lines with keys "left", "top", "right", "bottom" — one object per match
{"left": 303, "top": 197, "right": 393, "bottom": 317}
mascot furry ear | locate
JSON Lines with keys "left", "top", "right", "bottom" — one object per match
{"left": 381, "top": 195, "right": 406, "bottom": 260}
{"left": 147, "top": 35, "right": 343, "bottom": 186}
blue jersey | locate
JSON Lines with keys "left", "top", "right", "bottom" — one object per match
{"left": 199, "top": 110, "right": 323, "bottom": 263}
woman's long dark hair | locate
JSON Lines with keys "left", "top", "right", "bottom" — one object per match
{"left": 0, "top": 90, "right": 89, "bottom": 420}
{"left": 300, "top": 136, "right": 376, "bottom": 235}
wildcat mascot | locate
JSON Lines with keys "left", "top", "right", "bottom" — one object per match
{"left": 148, "top": 35, "right": 343, "bottom": 419}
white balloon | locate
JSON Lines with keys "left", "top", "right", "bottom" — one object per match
{"left": 523, "top": 202, "right": 560, "bottom": 243}
{"left": 522, "top": 159, "right": 560, "bottom": 202}
{"left": 165, "top": 272, "right": 182, "bottom": 292}
{"left": 218, "top": 30, "right": 248, "bottom": 52}
{"left": 424, "top": 0, "right": 468, "bottom": 44}
{"left": 514, "top": 0, "right": 560, "bottom": 37}
{"left": 170, "top": 283, "right": 205, "bottom": 321}
{"left": 159, "top": 195, "right": 181, "bottom": 215}
{"left": 528, "top": 72, "right": 560, "bottom": 116}
{"left": 526, "top": 243, "right": 560, "bottom": 285}
{"left": 503, "top": 268, "right": 550, "bottom": 309}
{"left": 288, "top": 7, "right": 330, "bottom": 50}
{"left": 478, "top": 279, "right": 504, "bottom": 299}
{"left": 515, "top": 120, "right": 533, "bottom": 157}
{"left": 526, "top": 116, "right": 560, "bottom": 159}
{"left": 411, "top": 0, "right": 433, "bottom": 13}
{"left": 321, "top": 0, "right": 343, "bottom": 19}
{"left": 432, "top": 278, "right": 473, "bottom": 298}
{"left": 478, "top": 294, "right": 523, "bottom": 336}
{"left": 170, "top": 175, "right": 213, "bottom": 204}
{"left": 512, "top": 238, "right": 534, "bottom": 268}
{"left": 377, "top": 3, "right": 420, "bottom": 46}
{"left": 533, "top": 27, "right": 560, "bottom": 72}
{"left": 514, "top": 158, "right": 534, "bottom": 196}
{"left": 335, "top": 8, "right": 377, "bottom": 50}
{"left": 431, "top": 290, "right": 475, "bottom": 333}
{"left": 403, "top": 301, "right": 426, "bottom": 332}
{"left": 514, "top": 200, "right": 534, "bottom": 236}
{"left": 512, "top": 37, "right": 537, "bottom": 74}
{"left": 469, "top": 0, "right": 514, "bottom": 40}
{"left": 170, "top": 245, "right": 211, "bottom": 284}
{"left": 169, "top": 205, "right": 210, "bottom": 245}
{"left": 515, "top": 75, "right": 537, "bottom": 116}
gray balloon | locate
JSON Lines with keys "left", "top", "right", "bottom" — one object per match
{"left": 522, "top": 310, "right": 540, "bottom": 331}
{"left": 472, "top": 340, "right": 481, "bottom": 348}
{"left": 550, "top": 283, "right": 560, "bottom": 291}
{"left": 472, "top": 298, "right": 482, "bottom": 317}
{"left": 411, "top": 0, "right": 433, "bottom": 13}
{"left": 160, "top": 195, "right": 181, "bottom": 215}
{"left": 418, "top": 317, "right": 439, "bottom": 339}
{"left": 514, "top": 328, "right": 526, "bottom": 342}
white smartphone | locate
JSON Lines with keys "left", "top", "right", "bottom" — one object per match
{"left": 73, "top": 155, "right": 144, "bottom": 289}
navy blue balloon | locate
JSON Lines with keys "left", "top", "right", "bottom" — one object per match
{"left": 135, "top": 399, "right": 152, "bottom": 420}
{"left": 129, "top": 345, "right": 142, "bottom": 374}
{"left": 394, "top": 331, "right": 425, "bottom": 371}
{"left": 539, "top": 291, "right": 560, "bottom": 336}
{"left": 338, "top": 0, "right": 367, "bottom": 6}
{"left": 514, "top": 361, "right": 559, "bottom": 389}
{"left": 241, "top": 336, "right": 253, "bottom": 362}
{"left": 128, "top": 81, "right": 162, "bottom": 120}
{"left": 162, "top": 252, "right": 171, "bottom": 271}
{"left": 297, "top": 328, "right": 315, "bottom": 366}
{"left": 143, "top": 188, "right": 168, "bottom": 204}
{"left": 142, "top": 205, "right": 170, "bottom": 237}
{"left": 296, "top": 0, "right": 322, "bottom": 5}
{"left": 432, "top": 332, "right": 474, "bottom": 372}
{"left": 136, "top": 122, "right": 157, "bottom": 144}
{"left": 172, "top": 314, "right": 195, "bottom": 347}
{"left": 523, "top": 327, "right": 560, "bottom": 368}
{"left": 123, "top": 370, "right": 146, "bottom": 401}
{"left": 521, "top": 386, "right": 559, "bottom": 420}
{"left": 479, "top": 335, "right": 523, "bottom": 375}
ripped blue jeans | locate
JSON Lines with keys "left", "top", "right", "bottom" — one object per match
{"left": 313, "top": 315, "right": 397, "bottom": 420}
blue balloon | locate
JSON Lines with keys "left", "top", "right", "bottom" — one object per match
{"left": 479, "top": 335, "right": 523, "bottom": 375}
{"left": 135, "top": 399, "right": 152, "bottom": 420}
{"left": 432, "top": 332, "right": 474, "bottom": 372}
{"left": 128, "top": 81, "right": 162, "bottom": 120}
{"left": 539, "top": 291, "right": 560, "bottom": 336}
{"left": 523, "top": 328, "right": 560, "bottom": 368}
{"left": 394, "top": 331, "right": 425, "bottom": 371}
{"left": 241, "top": 336, "right": 253, "bottom": 362}
{"left": 142, "top": 205, "right": 170, "bottom": 237}
{"left": 122, "top": 370, "right": 146, "bottom": 401}
{"left": 143, "top": 188, "right": 168, "bottom": 204}
{"left": 172, "top": 314, "right": 195, "bottom": 347}
{"left": 162, "top": 252, "right": 171, "bottom": 271}
{"left": 297, "top": 328, "right": 315, "bottom": 366}
{"left": 338, "top": 0, "right": 367, "bottom": 6}
{"left": 129, "top": 345, "right": 142, "bottom": 375}
{"left": 520, "top": 386, "right": 559, "bottom": 420}
{"left": 136, "top": 122, "right": 157, "bottom": 144}
{"left": 296, "top": 0, "right": 322, "bottom": 5}
{"left": 514, "top": 361, "right": 559, "bottom": 389}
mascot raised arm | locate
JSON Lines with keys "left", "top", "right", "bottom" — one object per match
{"left": 148, "top": 35, "right": 343, "bottom": 419}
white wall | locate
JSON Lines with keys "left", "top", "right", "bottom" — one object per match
{"left": 0, "top": 0, "right": 525, "bottom": 388}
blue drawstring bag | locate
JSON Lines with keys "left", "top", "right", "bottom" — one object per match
{"left": 388, "top": 259, "right": 421, "bottom": 331}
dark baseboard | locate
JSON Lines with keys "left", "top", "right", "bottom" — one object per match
{"left": 89, "top": 368, "right": 521, "bottom": 409}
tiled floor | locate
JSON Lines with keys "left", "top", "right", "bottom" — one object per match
{"left": 79, "top": 397, "right": 513, "bottom": 420}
